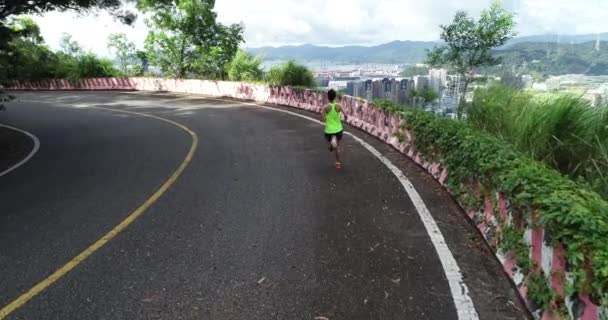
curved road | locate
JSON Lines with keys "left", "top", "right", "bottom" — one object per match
{"left": 0, "top": 92, "right": 527, "bottom": 320}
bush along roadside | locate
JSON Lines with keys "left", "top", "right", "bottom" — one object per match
{"left": 397, "top": 108, "right": 608, "bottom": 319}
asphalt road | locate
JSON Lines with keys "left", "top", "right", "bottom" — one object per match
{"left": 0, "top": 92, "right": 528, "bottom": 320}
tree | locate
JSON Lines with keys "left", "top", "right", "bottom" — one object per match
{"left": 107, "top": 32, "right": 136, "bottom": 75}
{"left": 425, "top": 1, "right": 516, "bottom": 118}
{"left": 194, "top": 23, "right": 244, "bottom": 79}
{"left": 5, "top": 34, "right": 59, "bottom": 80}
{"left": 59, "top": 33, "right": 83, "bottom": 56}
{"left": 400, "top": 66, "right": 429, "bottom": 78}
{"left": 7, "top": 17, "right": 44, "bottom": 44}
{"left": 0, "top": 0, "right": 121, "bottom": 19}
{"left": 227, "top": 50, "right": 264, "bottom": 82}
{"left": 142, "top": 0, "right": 217, "bottom": 78}
{"left": 144, "top": 29, "right": 192, "bottom": 78}
{"left": 1, "top": 17, "right": 43, "bottom": 78}
{"left": 142, "top": 0, "right": 243, "bottom": 78}
{"left": 0, "top": 0, "right": 135, "bottom": 54}
{"left": 0, "top": 0, "right": 138, "bottom": 28}
{"left": 132, "top": 50, "right": 149, "bottom": 75}
{"left": 0, "top": 17, "right": 50, "bottom": 108}
{"left": 411, "top": 85, "right": 439, "bottom": 107}
{"left": 1, "top": 18, "right": 59, "bottom": 81}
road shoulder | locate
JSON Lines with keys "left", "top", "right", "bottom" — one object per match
{"left": 260, "top": 102, "right": 531, "bottom": 320}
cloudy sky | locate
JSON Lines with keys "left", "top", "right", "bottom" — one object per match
{"left": 29, "top": 0, "right": 608, "bottom": 57}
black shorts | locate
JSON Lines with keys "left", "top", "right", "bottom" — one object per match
{"left": 324, "top": 130, "right": 343, "bottom": 142}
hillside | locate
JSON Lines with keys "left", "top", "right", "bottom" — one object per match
{"left": 503, "top": 33, "right": 608, "bottom": 48}
{"left": 493, "top": 41, "right": 608, "bottom": 75}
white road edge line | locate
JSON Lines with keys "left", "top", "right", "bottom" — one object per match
{"left": 0, "top": 124, "right": 40, "bottom": 178}
{"left": 225, "top": 98, "right": 480, "bottom": 320}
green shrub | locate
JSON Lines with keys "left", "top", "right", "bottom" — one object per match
{"left": 227, "top": 50, "right": 263, "bottom": 82}
{"left": 265, "top": 60, "right": 315, "bottom": 88}
{"left": 2, "top": 41, "right": 118, "bottom": 83}
{"left": 372, "top": 99, "right": 405, "bottom": 113}
{"left": 66, "top": 53, "right": 118, "bottom": 82}
{"left": 400, "top": 108, "right": 608, "bottom": 307}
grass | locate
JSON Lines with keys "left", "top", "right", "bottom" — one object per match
{"left": 227, "top": 50, "right": 264, "bottom": 82}
{"left": 467, "top": 84, "right": 608, "bottom": 198}
{"left": 265, "top": 60, "right": 315, "bottom": 88}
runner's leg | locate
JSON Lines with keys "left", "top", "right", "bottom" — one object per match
{"left": 334, "top": 131, "right": 343, "bottom": 167}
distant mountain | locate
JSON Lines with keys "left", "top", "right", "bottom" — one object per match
{"left": 247, "top": 33, "right": 608, "bottom": 65}
{"left": 247, "top": 41, "right": 439, "bottom": 64}
{"left": 503, "top": 33, "right": 608, "bottom": 48}
{"left": 492, "top": 41, "right": 608, "bottom": 76}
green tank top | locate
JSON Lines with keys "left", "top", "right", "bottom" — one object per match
{"left": 325, "top": 102, "right": 343, "bottom": 134}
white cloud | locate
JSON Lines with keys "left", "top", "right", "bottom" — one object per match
{"left": 29, "top": 3, "right": 148, "bottom": 57}
{"left": 27, "top": 0, "right": 608, "bottom": 55}
{"left": 515, "top": 0, "right": 608, "bottom": 35}
{"left": 213, "top": 0, "right": 490, "bottom": 46}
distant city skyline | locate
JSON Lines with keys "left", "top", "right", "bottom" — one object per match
{"left": 26, "top": 0, "right": 608, "bottom": 57}
{"left": 319, "top": 65, "right": 608, "bottom": 113}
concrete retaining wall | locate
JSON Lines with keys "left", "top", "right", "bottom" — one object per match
{"left": 5, "top": 78, "right": 604, "bottom": 319}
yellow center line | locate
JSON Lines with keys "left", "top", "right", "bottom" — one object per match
{"left": 0, "top": 106, "right": 198, "bottom": 319}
